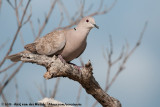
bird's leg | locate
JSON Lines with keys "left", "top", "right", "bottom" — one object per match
{"left": 57, "top": 55, "right": 82, "bottom": 71}
{"left": 58, "top": 55, "right": 66, "bottom": 64}
{"left": 68, "top": 62, "right": 83, "bottom": 71}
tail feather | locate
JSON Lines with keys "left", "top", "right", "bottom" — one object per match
{"left": 7, "top": 53, "right": 22, "bottom": 62}
{"left": 7, "top": 50, "right": 30, "bottom": 62}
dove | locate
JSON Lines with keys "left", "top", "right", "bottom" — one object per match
{"left": 7, "top": 16, "right": 99, "bottom": 63}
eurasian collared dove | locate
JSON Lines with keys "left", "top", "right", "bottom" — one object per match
{"left": 7, "top": 16, "right": 99, "bottom": 62}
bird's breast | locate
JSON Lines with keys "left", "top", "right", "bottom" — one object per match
{"left": 60, "top": 29, "right": 89, "bottom": 62}
{"left": 60, "top": 39, "right": 86, "bottom": 62}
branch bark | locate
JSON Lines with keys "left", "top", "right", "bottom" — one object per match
{"left": 17, "top": 53, "right": 121, "bottom": 107}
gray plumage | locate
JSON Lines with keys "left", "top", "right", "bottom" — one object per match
{"left": 7, "top": 16, "right": 99, "bottom": 62}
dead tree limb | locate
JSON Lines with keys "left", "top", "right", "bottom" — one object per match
{"left": 11, "top": 53, "right": 122, "bottom": 107}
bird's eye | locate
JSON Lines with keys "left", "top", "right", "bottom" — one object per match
{"left": 86, "top": 19, "right": 89, "bottom": 22}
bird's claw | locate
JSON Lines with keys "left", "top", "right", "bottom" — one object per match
{"left": 58, "top": 55, "right": 66, "bottom": 64}
{"left": 74, "top": 65, "right": 83, "bottom": 71}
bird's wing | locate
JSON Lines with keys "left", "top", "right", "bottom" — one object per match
{"left": 35, "top": 30, "right": 66, "bottom": 55}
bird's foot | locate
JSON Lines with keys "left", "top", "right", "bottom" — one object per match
{"left": 68, "top": 62, "right": 83, "bottom": 71}
{"left": 74, "top": 65, "right": 83, "bottom": 71}
{"left": 58, "top": 55, "right": 66, "bottom": 64}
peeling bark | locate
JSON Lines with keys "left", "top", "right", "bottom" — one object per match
{"left": 20, "top": 53, "right": 121, "bottom": 107}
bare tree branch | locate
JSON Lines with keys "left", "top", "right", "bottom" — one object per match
{"left": 57, "top": 4, "right": 64, "bottom": 27}
{"left": 57, "top": 0, "right": 71, "bottom": 23}
{"left": 90, "top": 0, "right": 117, "bottom": 17}
{"left": 14, "top": 78, "right": 19, "bottom": 103}
{"left": 105, "top": 21, "right": 148, "bottom": 91}
{"left": 51, "top": 77, "right": 60, "bottom": 98}
{"left": 29, "top": 20, "right": 36, "bottom": 38}
{"left": 84, "top": 3, "right": 93, "bottom": 15}
{"left": 2, "top": 74, "right": 8, "bottom": 83}
{"left": 35, "top": 83, "right": 45, "bottom": 98}
{"left": 54, "top": 0, "right": 117, "bottom": 31}
{"left": 79, "top": 0, "right": 85, "bottom": 18}
{"left": 0, "top": 39, "right": 9, "bottom": 52}
{"left": 11, "top": 53, "right": 121, "bottom": 107}
{"left": 15, "top": 0, "right": 20, "bottom": 26}
{"left": 7, "top": 0, "right": 15, "bottom": 9}
{"left": 26, "top": 91, "right": 33, "bottom": 102}
{"left": 36, "top": 0, "right": 59, "bottom": 40}
{"left": 17, "top": 0, "right": 23, "bottom": 8}
{"left": 0, "top": 62, "right": 23, "bottom": 95}
{"left": 0, "top": 62, "right": 17, "bottom": 73}
{"left": 0, "top": 83, "right": 8, "bottom": 107}
{"left": 105, "top": 35, "right": 113, "bottom": 87}
{"left": 19, "top": 32, "right": 25, "bottom": 46}
{"left": 92, "top": 22, "right": 148, "bottom": 107}
{"left": 0, "top": 0, "right": 31, "bottom": 68}
{"left": 76, "top": 85, "right": 82, "bottom": 104}
{"left": 22, "top": 13, "right": 32, "bottom": 26}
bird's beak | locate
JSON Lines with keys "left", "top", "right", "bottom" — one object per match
{"left": 93, "top": 24, "right": 99, "bottom": 29}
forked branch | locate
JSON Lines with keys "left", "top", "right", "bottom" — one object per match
{"left": 14, "top": 53, "right": 122, "bottom": 107}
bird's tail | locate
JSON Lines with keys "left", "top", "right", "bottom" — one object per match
{"left": 7, "top": 53, "right": 22, "bottom": 62}
{"left": 6, "top": 50, "right": 30, "bottom": 62}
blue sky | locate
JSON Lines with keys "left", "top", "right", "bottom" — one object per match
{"left": 0, "top": 0, "right": 160, "bottom": 107}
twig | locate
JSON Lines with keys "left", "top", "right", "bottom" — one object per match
{"left": 26, "top": 91, "right": 33, "bottom": 102}
{"left": 76, "top": 85, "right": 82, "bottom": 104}
{"left": 0, "top": 0, "right": 31, "bottom": 68}
{"left": 0, "top": 62, "right": 17, "bottom": 73}
{"left": 0, "top": 62, "right": 23, "bottom": 95}
{"left": 35, "top": 83, "right": 45, "bottom": 98}
{"left": 90, "top": 0, "right": 117, "bottom": 17}
{"left": 36, "top": 0, "right": 59, "bottom": 40}
{"left": 0, "top": 83, "right": 8, "bottom": 107}
{"left": 84, "top": 4, "right": 93, "bottom": 15}
{"left": 58, "top": 0, "right": 71, "bottom": 23}
{"left": 18, "top": 0, "right": 23, "bottom": 8}
{"left": 105, "top": 21, "right": 148, "bottom": 91}
{"left": 55, "top": 0, "right": 117, "bottom": 31}
{"left": 57, "top": 2, "right": 64, "bottom": 27}
{"left": 2, "top": 74, "right": 8, "bottom": 83}
{"left": 22, "top": 13, "right": 32, "bottom": 26}
{"left": 0, "top": 39, "right": 9, "bottom": 52}
{"left": 19, "top": 32, "right": 25, "bottom": 46}
{"left": 51, "top": 77, "right": 60, "bottom": 98}
{"left": 105, "top": 35, "right": 113, "bottom": 87}
{"left": 29, "top": 20, "right": 36, "bottom": 38}
{"left": 7, "top": 0, "right": 15, "bottom": 9}
{"left": 106, "top": 21, "right": 148, "bottom": 91}
{"left": 43, "top": 79, "right": 47, "bottom": 96}
{"left": 15, "top": 0, "right": 20, "bottom": 26}
{"left": 97, "top": 0, "right": 104, "bottom": 12}
{"left": 14, "top": 78, "right": 19, "bottom": 103}
{"left": 1, "top": 93, "right": 8, "bottom": 107}
{"left": 92, "top": 21, "right": 148, "bottom": 107}
{"left": 112, "top": 46, "right": 124, "bottom": 65}
{"left": 79, "top": 0, "right": 85, "bottom": 18}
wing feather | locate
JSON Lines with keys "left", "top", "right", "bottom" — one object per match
{"left": 35, "top": 30, "right": 66, "bottom": 55}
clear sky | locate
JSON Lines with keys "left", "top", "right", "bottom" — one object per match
{"left": 0, "top": 0, "right": 160, "bottom": 107}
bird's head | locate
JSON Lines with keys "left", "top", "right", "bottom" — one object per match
{"left": 78, "top": 16, "right": 99, "bottom": 30}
